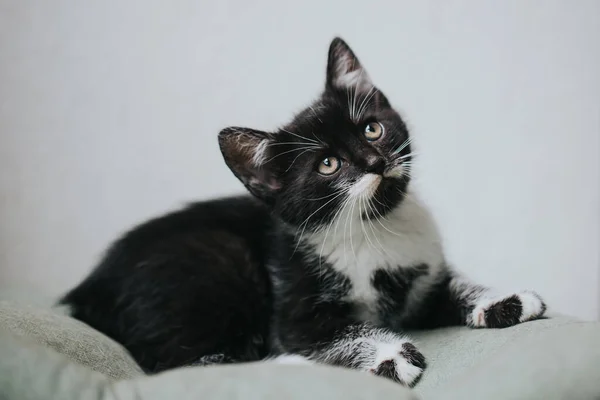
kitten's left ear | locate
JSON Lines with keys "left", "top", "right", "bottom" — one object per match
{"left": 219, "top": 127, "right": 281, "bottom": 203}
{"left": 326, "top": 37, "right": 373, "bottom": 91}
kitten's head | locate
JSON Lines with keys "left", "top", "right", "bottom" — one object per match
{"left": 219, "top": 38, "right": 413, "bottom": 231}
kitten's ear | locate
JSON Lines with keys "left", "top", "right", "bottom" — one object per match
{"left": 219, "top": 127, "right": 281, "bottom": 202}
{"left": 326, "top": 37, "right": 373, "bottom": 91}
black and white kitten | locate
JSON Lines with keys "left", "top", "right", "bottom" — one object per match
{"left": 60, "top": 38, "right": 546, "bottom": 386}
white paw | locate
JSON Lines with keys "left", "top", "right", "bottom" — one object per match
{"left": 470, "top": 291, "right": 546, "bottom": 328}
{"left": 368, "top": 340, "right": 426, "bottom": 387}
{"left": 518, "top": 291, "right": 546, "bottom": 322}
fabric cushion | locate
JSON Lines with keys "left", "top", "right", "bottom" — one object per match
{"left": 409, "top": 315, "right": 600, "bottom": 399}
{"left": 0, "top": 300, "right": 143, "bottom": 380}
{"left": 0, "top": 328, "right": 418, "bottom": 400}
{"left": 431, "top": 323, "right": 600, "bottom": 400}
{"left": 2, "top": 299, "right": 600, "bottom": 399}
{"left": 411, "top": 314, "right": 581, "bottom": 395}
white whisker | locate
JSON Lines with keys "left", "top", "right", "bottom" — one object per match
{"left": 366, "top": 197, "right": 389, "bottom": 257}
{"left": 307, "top": 192, "right": 345, "bottom": 201}
{"left": 359, "top": 195, "right": 382, "bottom": 257}
{"left": 369, "top": 198, "right": 404, "bottom": 237}
{"left": 281, "top": 129, "right": 320, "bottom": 144}
{"left": 348, "top": 196, "right": 359, "bottom": 265}
{"left": 342, "top": 192, "right": 355, "bottom": 265}
{"left": 352, "top": 69, "right": 364, "bottom": 122}
{"left": 398, "top": 152, "right": 417, "bottom": 161}
{"left": 285, "top": 149, "right": 313, "bottom": 172}
{"left": 318, "top": 192, "right": 351, "bottom": 275}
{"left": 393, "top": 137, "right": 413, "bottom": 155}
{"left": 264, "top": 146, "right": 318, "bottom": 164}
{"left": 293, "top": 189, "right": 348, "bottom": 256}
{"left": 357, "top": 86, "right": 378, "bottom": 121}
{"left": 267, "top": 142, "right": 321, "bottom": 148}
{"left": 308, "top": 106, "right": 323, "bottom": 124}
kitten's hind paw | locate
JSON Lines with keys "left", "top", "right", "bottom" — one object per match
{"left": 470, "top": 291, "right": 546, "bottom": 328}
{"left": 369, "top": 342, "right": 426, "bottom": 387}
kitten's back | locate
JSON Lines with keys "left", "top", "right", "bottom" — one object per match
{"left": 60, "top": 195, "right": 273, "bottom": 373}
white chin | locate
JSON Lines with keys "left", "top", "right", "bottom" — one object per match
{"left": 349, "top": 173, "right": 382, "bottom": 199}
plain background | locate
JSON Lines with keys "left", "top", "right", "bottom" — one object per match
{"left": 0, "top": 1, "right": 598, "bottom": 320}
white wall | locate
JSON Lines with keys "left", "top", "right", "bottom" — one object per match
{"left": 1, "top": 1, "right": 598, "bottom": 319}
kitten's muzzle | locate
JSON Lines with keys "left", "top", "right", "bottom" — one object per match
{"left": 383, "top": 164, "right": 405, "bottom": 179}
{"left": 364, "top": 155, "right": 386, "bottom": 175}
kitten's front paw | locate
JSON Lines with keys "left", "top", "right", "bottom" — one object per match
{"left": 368, "top": 341, "right": 426, "bottom": 387}
{"left": 470, "top": 291, "right": 546, "bottom": 328}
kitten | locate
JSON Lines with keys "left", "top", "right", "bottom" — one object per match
{"left": 60, "top": 37, "right": 546, "bottom": 386}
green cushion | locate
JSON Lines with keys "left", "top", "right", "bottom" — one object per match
{"left": 1, "top": 299, "right": 599, "bottom": 399}
{"left": 0, "top": 300, "right": 143, "bottom": 380}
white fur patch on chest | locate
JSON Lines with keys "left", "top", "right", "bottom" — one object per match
{"left": 306, "top": 192, "right": 444, "bottom": 318}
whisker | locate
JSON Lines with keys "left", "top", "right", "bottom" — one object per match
{"left": 398, "top": 152, "right": 418, "bottom": 161}
{"left": 348, "top": 197, "right": 358, "bottom": 265}
{"left": 358, "top": 196, "right": 381, "bottom": 254}
{"left": 311, "top": 131, "right": 323, "bottom": 144}
{"left": 293, "top": 189, "right": 348, "bottom": 256}
{"left": 346, "top": 83, "right": 354, "bottom": 123}
{"left": 285, "top": 149, "right": 313, "bottom": 172}
{"left": 352, "top": 69, "right": 364, "bottom": 122}
{"left": 357, "top": 86, "right": 378, "bottom": 121}
{"left": 264, "top": 146, "right": 319, "bottom": 164}
{"left": 267, "top": 142, "right": 321, "bottom": 148}
{"left": 308, "top": 106, "right": 323, "bottom": 124}
{"left": 318, "top": 192, "right": 351, "bottom": 276}
{"left": 393, "top": 137, "right": 413, "bottom": 155}
{"left": 366, "top": 197, "right": 390, "bottom": 256}
{"left": 334, "top": 187, "right": 353, "bottom": 238}
{"left": 342, "top": 194, "right": 355, "bottom": 265}
{"left": 280, "top": 129, "right": 320, "bottom": 144}
{"left": 369, "top": 199, "right": 404, "bottom": 237}
{"left": 307, "top": 191, "right": 345, "bottom": 201}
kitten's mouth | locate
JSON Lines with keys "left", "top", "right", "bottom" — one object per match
{"left": 349, "top": 174, "right": 382, "bottom": 199}
{"left": 358, "top": 172, "right": 409, "bottom": 220}
{"left": 349, "top": 167, "right": 408, "bottom": 220}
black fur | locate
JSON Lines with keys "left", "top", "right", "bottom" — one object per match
{"left": 483, "top": 295, "right": 523, "bottom": 328}
{"left": 60, "top": 37, "right": 546, "bottom": 384}
{"left": 373, "top": 264, "right": 429, "bottom": 329}
{"left": 62, "top": 196, "right": 273, "bottom": 372}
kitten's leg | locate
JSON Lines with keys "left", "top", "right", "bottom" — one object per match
{"left": 311, "top": 323, "right": 426, "bottom": 386}
{"left": 278, "top": 320, "right": 425, "bottom": 387}
{"left": 448, "top": 274, "right": 547, "bottom": 329}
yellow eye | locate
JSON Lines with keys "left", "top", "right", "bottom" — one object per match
{"left": 364, "top": 122, "right": 384, "bottom": 141}
{"left": 318, "top": 156, "right": 341, "bottom": 175}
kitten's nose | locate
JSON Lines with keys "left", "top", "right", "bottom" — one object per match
{"left": 364, "top": 155, "right": 385, "bottom": 175}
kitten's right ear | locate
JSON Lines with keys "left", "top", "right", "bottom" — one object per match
{"left": 326, "top": 37, "right": 373, "bottom": 92}
{"left": 218, "top": 127, "right": 281, "bottom": 202}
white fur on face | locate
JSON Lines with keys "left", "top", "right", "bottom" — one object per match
{"left": 383, "top": 164, "right": 409, "bottom": 179}
{"left": 348, "top": 173, "right": 382, "bottom": 199}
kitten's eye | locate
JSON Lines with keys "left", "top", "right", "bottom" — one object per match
{"left": 318, "top": 156, "right": 341, "bottom": 176}
{"left": 364, "top": 122, "right": 384, "bottom": 141}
